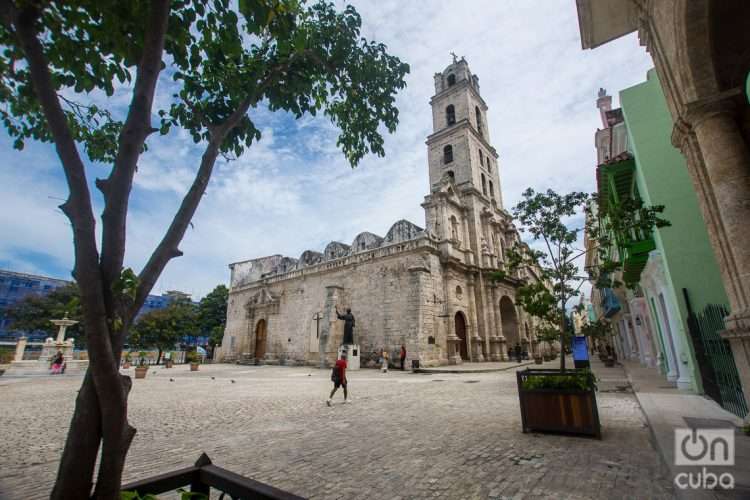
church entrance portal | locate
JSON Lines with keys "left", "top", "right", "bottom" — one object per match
{"left": 455, "top": 312, "right": 469, "bottom": 360}
{"left": 254, "top": 319, "right": 267, "bottom": 360}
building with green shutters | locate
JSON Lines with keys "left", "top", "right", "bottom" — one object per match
{"left": 593, "top": 69, "right": 729, "bottom": 393}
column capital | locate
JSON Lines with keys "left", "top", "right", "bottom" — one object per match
{"left": 683, "top": 88, "right": 743, "bottom": 130}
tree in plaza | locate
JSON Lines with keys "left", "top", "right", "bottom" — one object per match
{"left": 0, "top": 1, "right": 409, "bottom": 497}
{"left": 198, "top": 284, "right": 228, "bottom": 350}
{"left": 129, "top": 300, "right": 197, "bottom": 364}
{"left": 5, "top": 284, "right": 86, "bottom": 345}
{"left": 491, "top": 188, "right": 668, "bottom": 371}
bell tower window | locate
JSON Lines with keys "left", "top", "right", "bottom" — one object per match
{"left": 475, "top": 106, "right": 483, "bottom": 135}
{"left": 481, "top": 174, "right": 487, "bottom": 195}
{"left": 489, "top": 180, "right": 494, "bottom": 199}
{"left": 446, "top": 105, "right": 455, "bottom": 126}
{"left": 447, "top": 73, "right": 456, "bottom": 86}
{"left": 443, "top": 145, "right": 453, "bottom": 164}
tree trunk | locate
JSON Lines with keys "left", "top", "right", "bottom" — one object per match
{"left": 157, "top": 348, "right": 163, "bottom": 365}
{"left": 50, "top": 372, "right": 101, "bottom": 500}
{"left": 559, "top": 300, "right": 566, "bottom": 372}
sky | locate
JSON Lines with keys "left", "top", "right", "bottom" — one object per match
{"left": 0, "top": 0, "right": 654, "bottom": 300}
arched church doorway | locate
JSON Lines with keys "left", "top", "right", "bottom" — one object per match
{"left": 254, "top": 319, "right": 267, "bottom": 360}
{"left": 500, "top": 297, "right": 520, "bottom": 350}
{"left": 454, "top": 311, "right": 469, "bottom": 360}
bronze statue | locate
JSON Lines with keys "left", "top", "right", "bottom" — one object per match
{"left": 336, "top": 306, "right": 356, "bottom": 345}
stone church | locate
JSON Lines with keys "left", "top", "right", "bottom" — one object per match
{"left": 217, "top": 58, "right": 542, "bottom": 367}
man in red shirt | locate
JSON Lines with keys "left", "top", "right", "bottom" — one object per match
{"left": 327, "top": 353, "right": 349, "bottom": 406}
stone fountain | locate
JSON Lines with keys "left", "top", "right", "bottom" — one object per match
{"left": 5, "top": 313, "right": 89, "bottom": 376}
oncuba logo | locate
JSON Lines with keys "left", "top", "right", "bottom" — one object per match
{"left": 674, "top": 428, "right": 734, "bottom": 490}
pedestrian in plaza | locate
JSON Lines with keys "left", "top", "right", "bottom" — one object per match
{"left": 400, "top": 344, "right": 407, "bottom": 371}
{"left": 327, "top": 352, "right": 349, "bottom": 406}
{"left": 381, "top": 349, "right": 389, "bottom": 373}
{"left": 514, "top": 343, "right": 522, "bottom": 363}
{"left": 49, "top": 350, "right": 65, "bottom": 375}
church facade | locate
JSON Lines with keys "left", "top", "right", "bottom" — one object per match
{"left": 217, "top": 59, "right": 542, "bottom": 367}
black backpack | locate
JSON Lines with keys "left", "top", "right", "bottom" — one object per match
{"left": 330, "top": 365, "right": 340, "bottom": 383}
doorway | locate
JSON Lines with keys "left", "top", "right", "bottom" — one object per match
{"left": 455, "top": 312, "right": 468, "bottom": 360}
{"left": 255, "top": 319, "right": 267, "bottom": 360}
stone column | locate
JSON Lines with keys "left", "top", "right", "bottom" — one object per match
{"left": 14, "top": 336, "right": 27, "bottom": 362}
{"left": 477, "top": 273, "right": 493, "bottom": 360}
{"left": 466, "top": 276, "right": 484, "bottom": 362}
{"left": 492, "top": 286, "right": 507, "bottom": 361}
{"left": 682, "top": 99, "right": 750, "bottom": 411}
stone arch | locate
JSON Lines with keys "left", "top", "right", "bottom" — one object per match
{"left": 254, "top": 318, "right": 267, "bottom": 360}
{"left": 500, "top": 296, "right": 520, "bottom": 348}
{"left": 454, "top": 311, "right": 469, "bottom": 360}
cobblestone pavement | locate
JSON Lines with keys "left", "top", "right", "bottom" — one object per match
{"left": 0, "top": 362, "right": 674, "bottom": 500}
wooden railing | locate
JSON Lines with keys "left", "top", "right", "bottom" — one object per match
{"left": 121, "top": 453, "right": 305, "bottom": 500}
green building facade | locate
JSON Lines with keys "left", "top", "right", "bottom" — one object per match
{"left": 616, "top": 69, "right": 728, "bottom": 392}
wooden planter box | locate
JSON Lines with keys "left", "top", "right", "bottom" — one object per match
{"left": 603, "top": 357, "right": 615, "bottom": 367}
{"left": 517, "top": 369, "right": 601, "bottom": 439}
{"left": 190, "top": 362, "right": 200, "bottom": 371}
{"left": 134, "top": 366, "right": 148, "bottom": 379}
{"left": 165, "top": 359, "right": 174, "bottom": 368}
{"left": 534, "top": 357, "right": 543, "bottom": 365}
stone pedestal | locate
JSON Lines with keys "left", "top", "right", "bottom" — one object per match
{"left": 338, "top": 344, "right": 360, "bottom": 371}
{"left": 489, "top": 336, "right": 503, "bottom": 361}
{"left": 446, "top": 336, "right": 462, "bottom": 365}
{"left": 471, "top": 337, "right": 485, "bottom": 362}
{"left": 14, "top": 337, "right": 27, "bottom": 362}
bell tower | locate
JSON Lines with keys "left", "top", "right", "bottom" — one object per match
{"left": 425, "top": 56, "right": 502, "bottom": 207}
{"left": 422, "top": 57, "right": 509, "bottom": 270}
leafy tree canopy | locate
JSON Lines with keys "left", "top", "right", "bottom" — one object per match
{"left": 491, "top": 187, "right": 668, "bottom": 370}
{"left": 198, "top": 284, "right": 228, "bottom": 347}
{"left": 129, "top": 300, "right": 197, "bottom": 356}
{"left": 0, "top": 0, "right": 409, "bottom": 166}
{"left": 5, "top": 284, "right": 85, "bottom": 345}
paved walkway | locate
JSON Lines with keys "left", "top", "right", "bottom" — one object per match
{"left": 619, "top": 360, "right": 749, "bottom": 499}
{"left": 0, "top": 361, "right": 674, "bottom": 499}
{"left": 415, "top": 360, "right": 536, "bottom": 374}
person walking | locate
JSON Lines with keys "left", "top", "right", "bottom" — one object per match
{"left": 400, "top": 344, "right": 407, "bottom": 371}
{"left": 514, "top": 343, "right": 522, "bottom": 363}
{"left": 381, "top": 349, "right": 389, "bottom": 373}
{"left": 327, "top": 353, "right": 348, "bottom": 406}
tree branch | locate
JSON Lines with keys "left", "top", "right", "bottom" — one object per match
{"left": 131, "top": 98, "right": 253, "bottom": 316}
{"left": 100, "top": 0, "right": 171, "bottom": 340}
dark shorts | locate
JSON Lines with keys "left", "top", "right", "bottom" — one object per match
{"left": 334, "top": 380, "right": 347, "bottom": 389}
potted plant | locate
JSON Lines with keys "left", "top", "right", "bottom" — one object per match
{"left": 533, "top": 354, "right": 543, "bottom": 364}
{"left": 122, "top": 352, "right": 132, "bottom": 369}
{"left": 517, "top": 368, "right": 600, "bottom": 438}
{"left": 164, "top": 351, "right": 174, "bottom": 369}
{"left": 134, "top": 351, "right": 149, "bottom": 379}
{"left": 187, "top": 350, "right": 201, "bottom": 371}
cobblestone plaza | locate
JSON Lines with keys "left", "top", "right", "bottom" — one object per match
{"left": 0, "top": 363, "right": 674, "bottom": 499}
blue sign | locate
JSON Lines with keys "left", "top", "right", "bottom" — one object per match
{"left": 573, "top": 336, "right": 589, "bottom": 361}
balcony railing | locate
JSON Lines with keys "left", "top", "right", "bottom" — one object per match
{"left": 121, "top": 453, "right": 305, "bottom": 500}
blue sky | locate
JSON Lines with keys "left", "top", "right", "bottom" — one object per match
{"left": 0, "top": 0, "right": 654, "bottom": 299}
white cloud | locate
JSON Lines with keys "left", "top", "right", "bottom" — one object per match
{"left": 0, "top": 0, "right": 653, "bottom": 299}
